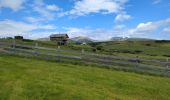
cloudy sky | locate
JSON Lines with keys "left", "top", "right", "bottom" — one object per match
{"left": 0, "top": 0, "right": 170, "bottom": 40}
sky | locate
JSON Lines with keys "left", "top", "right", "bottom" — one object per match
{"left": 0, "top": 0, "right": 170, "bottom": 40}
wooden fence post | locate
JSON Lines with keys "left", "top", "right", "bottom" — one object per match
{"left": 57, "top": 46, "right": 60, "bottom": 62}
{"left": 35, "top": 43, "right": 38, "bottom": 47}
{"left": 81, "top": 49, "right": 84, "bottom": 54}
{"left": 34, "top": 43, "right": 38, "bottom": 57}
{"left": 12, "top": 39, "right": 16, "bottom": 54}
{"left": 58, "top": 46, "right": 60, "bottom": 49}
{"left": 13, "top": 39, "right": 16, "bottom": 49}
{"left": 135, "top": 56, "right": 139, "bottom": 68}
{"left": 166, "top": 58, "right": 169, "bottom": 68}
{"left": 81, "top": 49, "right": 85, "bottom": 60}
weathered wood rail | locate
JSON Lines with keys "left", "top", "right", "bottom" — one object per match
{"left": 0, "top": 41, "right": 170, "bottom": 76}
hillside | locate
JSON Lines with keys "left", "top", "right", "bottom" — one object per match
{"left": 37, "top": 36, "right": 94, "bottom": 44}
{"left": 0, "top": 55, "right": 170, "bottom": 100}
{"left": 1, "top": 38, "right": 170, "bottom": 60}
{"left": 110, "top": 37, "right": 155, "bottom": 41}
{"left": 88, "top": 40, "right": 170, "bottom": 60}
{"left": 37, "top": 37, "right": 50, "bottom": 41}
{"left": 70, "top": 36, "right": 94, "bottom": 43}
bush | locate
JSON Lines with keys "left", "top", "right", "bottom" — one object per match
{"left": 155, "top": 40, "right": 170, "bottom": 43}
{"left": 121, "top": 50, "right": 133, "bottom": 54}
{"left": 23, "top": 39, "right": 34, "bottom": 42}
{"left": 121, "top": 50, "right": 143, "bottom": 54}
{"left": 163, "top": 55, "right": 170, "bottom": 57}
{"left": 92, "top": 48, "right": 97, "bottom": 52}
{"left": 145, "top": 44, "right": 151, "bottom": 46}
{"left": 96, "top": 45, "right": 103, "bottom": 50}
{"left": 146, "top": 54, "right": 157, "bottom": 56}
{"left": 134, "top": 50, "right": 143, "bottom": 54}
{"left": 112, "top": 50, "right": 119, "bottom": 52}
{"left": 89, "top": 42, "right": 100, "bottom": 47}
{"left": 14, "top": 45, "right": 33, "bottom": 49}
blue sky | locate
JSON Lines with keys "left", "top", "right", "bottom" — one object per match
{"left": 0, "top": 0, "right": 170, "bottom": 40}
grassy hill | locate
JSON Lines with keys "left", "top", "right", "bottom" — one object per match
{"left": 88, "top": 40, "right": 170, "bottom": 60}
{"left": 1, "top": 38, "right": 170, "bottom": 60}
{"left": 0, "top": 55, "right": 170, "bottom": 100}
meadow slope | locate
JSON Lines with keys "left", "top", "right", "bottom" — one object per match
{"left": 0, "top": 55, "right": 170, "bottom": 100}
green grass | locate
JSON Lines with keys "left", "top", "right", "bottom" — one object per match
{"left": 2, "top": 39, "right": 170, "bottom": 60}
{"left": 0, "top": 55, "right": 170, "bottom": 100}
{"left": 89, "top": 41, "right": 170, "bottom": 60}
{"left": 1, "top": 39, "right": 170, "bottom": 59}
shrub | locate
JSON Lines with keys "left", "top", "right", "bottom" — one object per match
{"left": 155, "top": 40, "right": 170, "bottom": 43}
{"left": 134, "top": 50, "right": 143, "bottom": 54}
{"left": 96, "top": 45, "right": 103, "bottom": 50}
{"left": 121, "top": 50, "right": 132, "bottom": 54}
{"left": 14, "top": 45, "right": 33, "bottom": 49}
{"left": 89, "top": 42, "right": 100, "bottom": 47}
{"left": 23, "top": 39, "right": 34, "bottom": 42}
{"left": 92, "top": 48, "right": 97, "bottom": 52}
{"left": 121, "top": 50, "right": 143, "bottom": 54}
{"left": 146, "top": 54, "right": 157, "bottom": 56}
{"left": 145, "top": 44, "right": 151, "bottom": 46}
{"left": 163, "top": 55, "right": 170, "bottom": 57}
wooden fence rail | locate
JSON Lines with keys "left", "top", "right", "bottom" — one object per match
{"left": 0, "top": 41, "right": 169, "bottom": 64}
{"left": 0, "top": 41, "right": 170, "bottom": 76}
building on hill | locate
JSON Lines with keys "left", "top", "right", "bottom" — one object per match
{"left": 50, "top": 34, "right": 69, "bottom": 45}
{"left": 14, "top": 36, "right": 23, "bottom": 40}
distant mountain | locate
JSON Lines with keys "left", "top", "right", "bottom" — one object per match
{"left": 37, "top": 37, "right": 50, "bottom": 41}
{"left": 37, "top": 36, "right": 95, "bottom": 43}
{"left": 126, "top": 37, "right": 155, "bottom": 41}
{"left": 70, "top": 36, "right": 95, "bottom": 43}
{"left": 110, "top": 37, "right": 155, "bottom": 41}
{"left": 37, "top": 36, "right": 154, "bottom": 42}
{"left": 110, "top": 37, "right": 126, "bottom": 41}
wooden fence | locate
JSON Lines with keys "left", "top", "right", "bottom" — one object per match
{"left": 0, "top": 41, "right": 170, "bottom": 76}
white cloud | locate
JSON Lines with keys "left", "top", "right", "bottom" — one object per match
{"left": 0, "top": 0, "right": 26, "bottom": 11}
{"left": 65, "top": 27, "right": 92, "bottom": 37}
{"left": 0, "top": 20, "right": 37, "bottom": 34}
{"left": 62, "top": 0, "right": 128, "bottom": 16}
{"left": 132, "top": 18, "right": 170, "bottom": 34}
{"left": 0, "top": 20, "right": 56, "bottom": 37}
{"left": 113, "top": 24, "right": 126, "bottom": 30}
{"left": 25, "top": 17, "right": 45, "bottom": 23}
{"left": 25, "top": 19, "right": 170, "bottom": 40}
{"left": 58, "top": 0, "right": 131, "bottom": 23}
{"left": 65, "top": 27, "right": 123, "bottom": 40}
{"left": 33, "top": 0, "right": 60, "bottom": 19}
{"left": 22, "top": 18, "right": 170, "bottom": 40}
{"left": 115, "top": 13, "right": 131, "bottom": 22}
{"left": 163, "top": 27, "right": 170, "bottom": 33}
{"left": 1, "top": 16, "right": 170, "bottom": 40}
{"left": 38, "top": 24, "right": 56, "bottom": 30}
{"left": 46, "top": 4, "right": 60, "bottom": 11}
{"left": 64, "top": 18, "right": 170, "bottom": 40}
{"left": 136, "top": 22, "right": 155, "bottom": 32}
{"left": 153, "top": 0, "right": 162, "bottom": 4}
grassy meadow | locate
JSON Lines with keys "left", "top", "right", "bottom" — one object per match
{"left": 0, "top": 55, "right": 170, "bottom": 100}
{"left": 1, "top": 39, "right": 170, "bottom": 60}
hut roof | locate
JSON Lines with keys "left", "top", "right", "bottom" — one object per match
{"left": 50, "top": 34, "right": 69, "bottom": 38}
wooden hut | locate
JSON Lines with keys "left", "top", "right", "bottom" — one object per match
{"left": 14, "top": 36, "right": 23, "bottom": 40}
{"left": 50, "top": 34, "right": 69, "bottom": 45}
